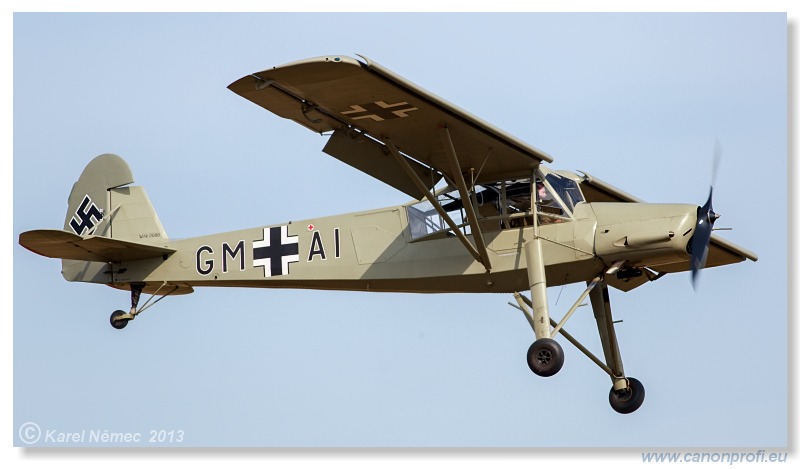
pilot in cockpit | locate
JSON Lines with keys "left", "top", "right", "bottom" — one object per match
{"left": 536, "top": 182, "right": 549, "bottom": 204}
{"left": 535, "top": 181, "right": 564, "bottom": 224}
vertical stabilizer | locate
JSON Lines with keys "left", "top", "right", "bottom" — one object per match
{"left": 64, "top": 153, "right": 133, "bottom": 237}
{"left": 61, "top": 154, "right": 168, "bottom": 282}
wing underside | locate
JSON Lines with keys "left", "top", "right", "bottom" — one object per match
{"left": 228, "top": 55, "right": 553, "bottom": 199}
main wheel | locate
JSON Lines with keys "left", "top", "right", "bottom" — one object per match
{"left": 526, "top": 338, "right": 564, "bottom": 377}
{"left": 609, "top": 377, "right": 645, "bottom": 414}
{"left": 110, "top": 310, "right": 130, "bottom": 330}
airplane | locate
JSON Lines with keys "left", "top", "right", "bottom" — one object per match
{"left": 18, "top": 55, "right": 757, "bottom": 414}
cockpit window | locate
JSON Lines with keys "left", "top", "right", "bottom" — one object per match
{"left": 545, "top": 173, "right": 585, "bottom": 213}
{"left": 407, "top": 174, "right": 585, "bottom": 240}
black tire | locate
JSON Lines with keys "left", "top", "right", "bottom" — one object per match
{"left": 526, "top": 338, "right": 565, "bottom": 377}
{"left": 609, "top": 377, "right": 645, "bottom": 414}
{"left": 110, "top": 310, "right": 129, "bottom": 330}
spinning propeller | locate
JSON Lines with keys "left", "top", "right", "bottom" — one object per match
{"left": 689, "top": 140, "right": 723, "bottom": 289}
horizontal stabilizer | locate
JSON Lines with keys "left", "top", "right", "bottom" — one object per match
{"left": 19, "top": 229, "right": 175, "bottom": 263}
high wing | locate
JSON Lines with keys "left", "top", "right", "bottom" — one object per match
{"left": 228, "top": 55, "right": 553, "bottom": 198}
{"left": 229, "top": 55, "right": 554, "bottom": 271}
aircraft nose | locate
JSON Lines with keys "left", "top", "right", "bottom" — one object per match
{"left": 698, "top": 205, "right": 720, "bottom": 225}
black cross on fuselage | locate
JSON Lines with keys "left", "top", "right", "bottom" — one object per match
{"left": 253, "top": 226, "right": 299, "bottom": 277}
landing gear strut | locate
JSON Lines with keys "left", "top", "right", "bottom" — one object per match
{"left": 511, "top": 262, "right": 646, "bottom": 414}
{"left": 109, "top": 282, "right": 144, "bottom": 330}
{"left": 108, "top": 282, "right": 180, "bottom": 330}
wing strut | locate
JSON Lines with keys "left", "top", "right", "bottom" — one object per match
{"left": 439, "top": 126, "right": 492, "bottom": 271}
{"left": 384, "top": 139, "right": 489, "bottom": 270}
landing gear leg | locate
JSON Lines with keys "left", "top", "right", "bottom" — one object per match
{"left": 523, "top": 238, "right": 551, "bottom": 341}
{"left": 521, "top": 233, "right": 565, "bottom": 377}
{"left": 109, "top": 282, "right": 145, "bottom": 330}
{"left": 108, "top": 282, "right": 181, "bottom": 330}
{"left": 519, "top": 172, "right": 566, "bottom": 376}
{"left": 511, "top": 264, "right": 645, "bottom": 414}
{"left": 589, "top": 279, "right": 645, "bottom": 414}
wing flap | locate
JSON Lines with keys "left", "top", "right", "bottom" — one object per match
{"left": 322, "top": 129, "right": 442, "bottom": 199}
{"left": 19, "top": 229, "right": 175, "bottom": 263}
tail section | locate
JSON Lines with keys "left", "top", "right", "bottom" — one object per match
{"left": 64, "top": 153, "right": 168, "bottom": 242}
{"left": 19, "top": 153, "right": 170, "bottom": 283}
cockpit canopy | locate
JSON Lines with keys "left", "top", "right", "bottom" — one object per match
{"left": 407, "top": 170, "right": 585, "bottom": 241}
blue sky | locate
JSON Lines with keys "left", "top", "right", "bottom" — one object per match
{"left": 6, "top": 5, "right": 793, "bottom": 463}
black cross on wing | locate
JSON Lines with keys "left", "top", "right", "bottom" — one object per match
{"left": 340, "top": 101, "right": 418, "bottom": 122}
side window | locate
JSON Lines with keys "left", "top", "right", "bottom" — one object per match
{"left": 536, "top": 180, "right": 566, "bottom": 223}
{"left": 407, "top": 189, "right": 470, "bottom": 240}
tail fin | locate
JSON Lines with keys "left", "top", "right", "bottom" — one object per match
{"left": 64, "top": 153, "right": 168, "bottom": 242}
{"left": 59, "top": 153, "right": 168, "bottom": 282}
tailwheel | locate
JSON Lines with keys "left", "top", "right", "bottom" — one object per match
{"left": 109, "top": 282, "right": 144, "bottom": 330}
{"left": 527, "top": 338, "right": 564, "bottom": 377}
{"left": 609, "top": 377, "right": 645, "bottom": 414}
{"left": 107, "top": 282, "right": 183, "bottom": 329}
{"left": 110, "top": 310, "right": 130, "bottom": 330}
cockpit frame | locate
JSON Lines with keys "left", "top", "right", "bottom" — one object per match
{"left": 406, "top": 168, "right": 586, "bottom": 243}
